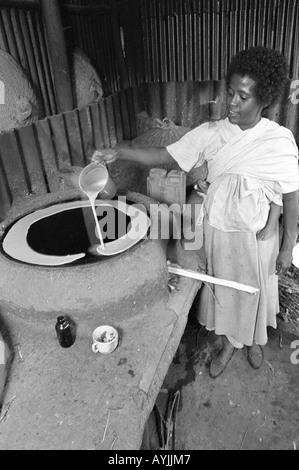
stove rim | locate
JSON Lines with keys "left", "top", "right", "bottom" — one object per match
{"left": 0, "top": 198, "right": 151, "bottom": 269}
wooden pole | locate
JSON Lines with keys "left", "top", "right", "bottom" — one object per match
{"left": 110, "top": 0, "right": 129, "bottom": 90}
{"left": 40, "top": 0, "right": 73, "bottom": 113}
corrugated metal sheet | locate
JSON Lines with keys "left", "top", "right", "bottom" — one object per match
{"left": 0, "top": 95, "right": 125, "bottom": 221}
{"left": 60, "top": 0, "right": 121, "bottom": 95}
{"left": 0, "top": 4, "right": 57, "bottom": 117}
{"left": 118, "top": 0, "right": 299, "bottom": 143}
{"left": 62, "top": 0, "right": 298, "bottom": 88}
{"left": 1, "top": 1, "right": 298, "bottom": 106}
{"left": 122, "top": 0, "right": 299, "bottom": 84}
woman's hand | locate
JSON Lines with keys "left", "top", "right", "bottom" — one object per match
{"left": 276, "top": 247, "right": 293, "bottom": 275}
{"left": 276, "top": 191, "right": 298, "bottom": 275}
{"left": 256, "top": 224, "right": 276, "bottom": 241}
{"left": 90, "top": 149, "right": 118, "bottom": 165}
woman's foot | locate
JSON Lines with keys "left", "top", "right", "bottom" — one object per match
{"left": 209, "top": 336, "right": 236, "bottom": 379}
{"left": 247, "top": 344, "right": 264, "bottom": 369}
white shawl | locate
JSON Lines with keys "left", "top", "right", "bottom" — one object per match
{"left": 208, "top": 118, "right": 298, "bottom": 194}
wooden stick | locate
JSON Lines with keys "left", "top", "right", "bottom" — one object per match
{"left": 168, "top": 266, "right": 259, "bottom": 295}
{"left": 40, "top": 0, "right": 73, "bottom": 113}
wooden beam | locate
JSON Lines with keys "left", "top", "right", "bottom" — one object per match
{"left": 40, "top": 0, "right": 73, "bottom": 113}
{"left": 110, "top": 0, "right": 129, "bottom": 90}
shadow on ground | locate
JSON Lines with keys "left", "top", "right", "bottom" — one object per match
{"left": 143, "top": 295, "right": 299, "bottom": 450}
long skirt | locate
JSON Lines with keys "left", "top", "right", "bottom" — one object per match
{"left": 196, "top": 220, "right": 279, "bottom": 346}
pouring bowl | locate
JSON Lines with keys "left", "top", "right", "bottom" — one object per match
{"left": 79, "top": 162, "right": 117, "bottom": 200}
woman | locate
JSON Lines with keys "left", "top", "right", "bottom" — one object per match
{"left": 98, "top": 47, "right": 299, "bottom": 378}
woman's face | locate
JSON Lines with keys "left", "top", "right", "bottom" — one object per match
{"left": 226, "top": 73, "right": 264, "bottom": 130}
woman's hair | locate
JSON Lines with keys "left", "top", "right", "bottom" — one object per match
{"left": 226, "top": 46, "right": 289, "bottom": 107}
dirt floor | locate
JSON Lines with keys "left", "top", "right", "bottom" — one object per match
{"left": 143, "top": 276, "right": 299, "bottom": 451}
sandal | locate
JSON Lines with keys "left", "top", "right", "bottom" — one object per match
{"left": 247, "top": 344, "right": 264, "bottom": 369}
{"left": 209, "top": 347, "right": 236, "bottom": 379}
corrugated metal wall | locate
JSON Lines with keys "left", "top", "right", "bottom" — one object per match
{"left": 60, "top": 0, "right": 122, "bottom": 95}
{"left": 0, "top": 95, "right": 121, "bottom": 221}
{"left": 0, "top": 86, "right": 162, "bottom": 222}
{"left": 0, "top": 2, "right": 57, "bottom": 117}
{"left": 119, "top": 0, "right": 299, "bottom": 85}
{"left": 59, "top": 0, "right": 299, "bottom": 139}
{"left": 117, "top": 0, "right": 299, "bottom": 140}
{"left": 1, "top": 1, "right": 298, "bottom": 101}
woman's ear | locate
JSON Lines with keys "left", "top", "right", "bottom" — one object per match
{"left": 260, "top": 101, "right": 271, "bottom": 117}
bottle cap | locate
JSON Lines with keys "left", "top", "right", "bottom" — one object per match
{"left": 168, "top": 170, "right": 185, "bottom": 179}
{"left": 149, "top": 168, "right": 167, "bottom": 180}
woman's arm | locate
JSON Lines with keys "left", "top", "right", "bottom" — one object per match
{"left": 276, "top": 190, "right": 298, "bottom": 275}
{"left": 257, "top": 202, "right": 281, "bottom": 241}
{"left": 115, "top": 146, "right": 175, "bottom": 166}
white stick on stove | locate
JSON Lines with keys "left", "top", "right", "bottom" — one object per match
{"left": 167, "top": 266, "right": 259, "bottom": 295}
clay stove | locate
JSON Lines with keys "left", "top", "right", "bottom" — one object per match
{"left": 0, "top": 190, "right": 169, "bottom": 334}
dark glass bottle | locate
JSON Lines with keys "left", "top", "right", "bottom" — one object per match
{"left": 55, "top": 316, "right": 74, "bottom": 348}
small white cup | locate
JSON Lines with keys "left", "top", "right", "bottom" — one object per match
{"left": 92, "top": 325, "right": 118, "bottom": 354}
